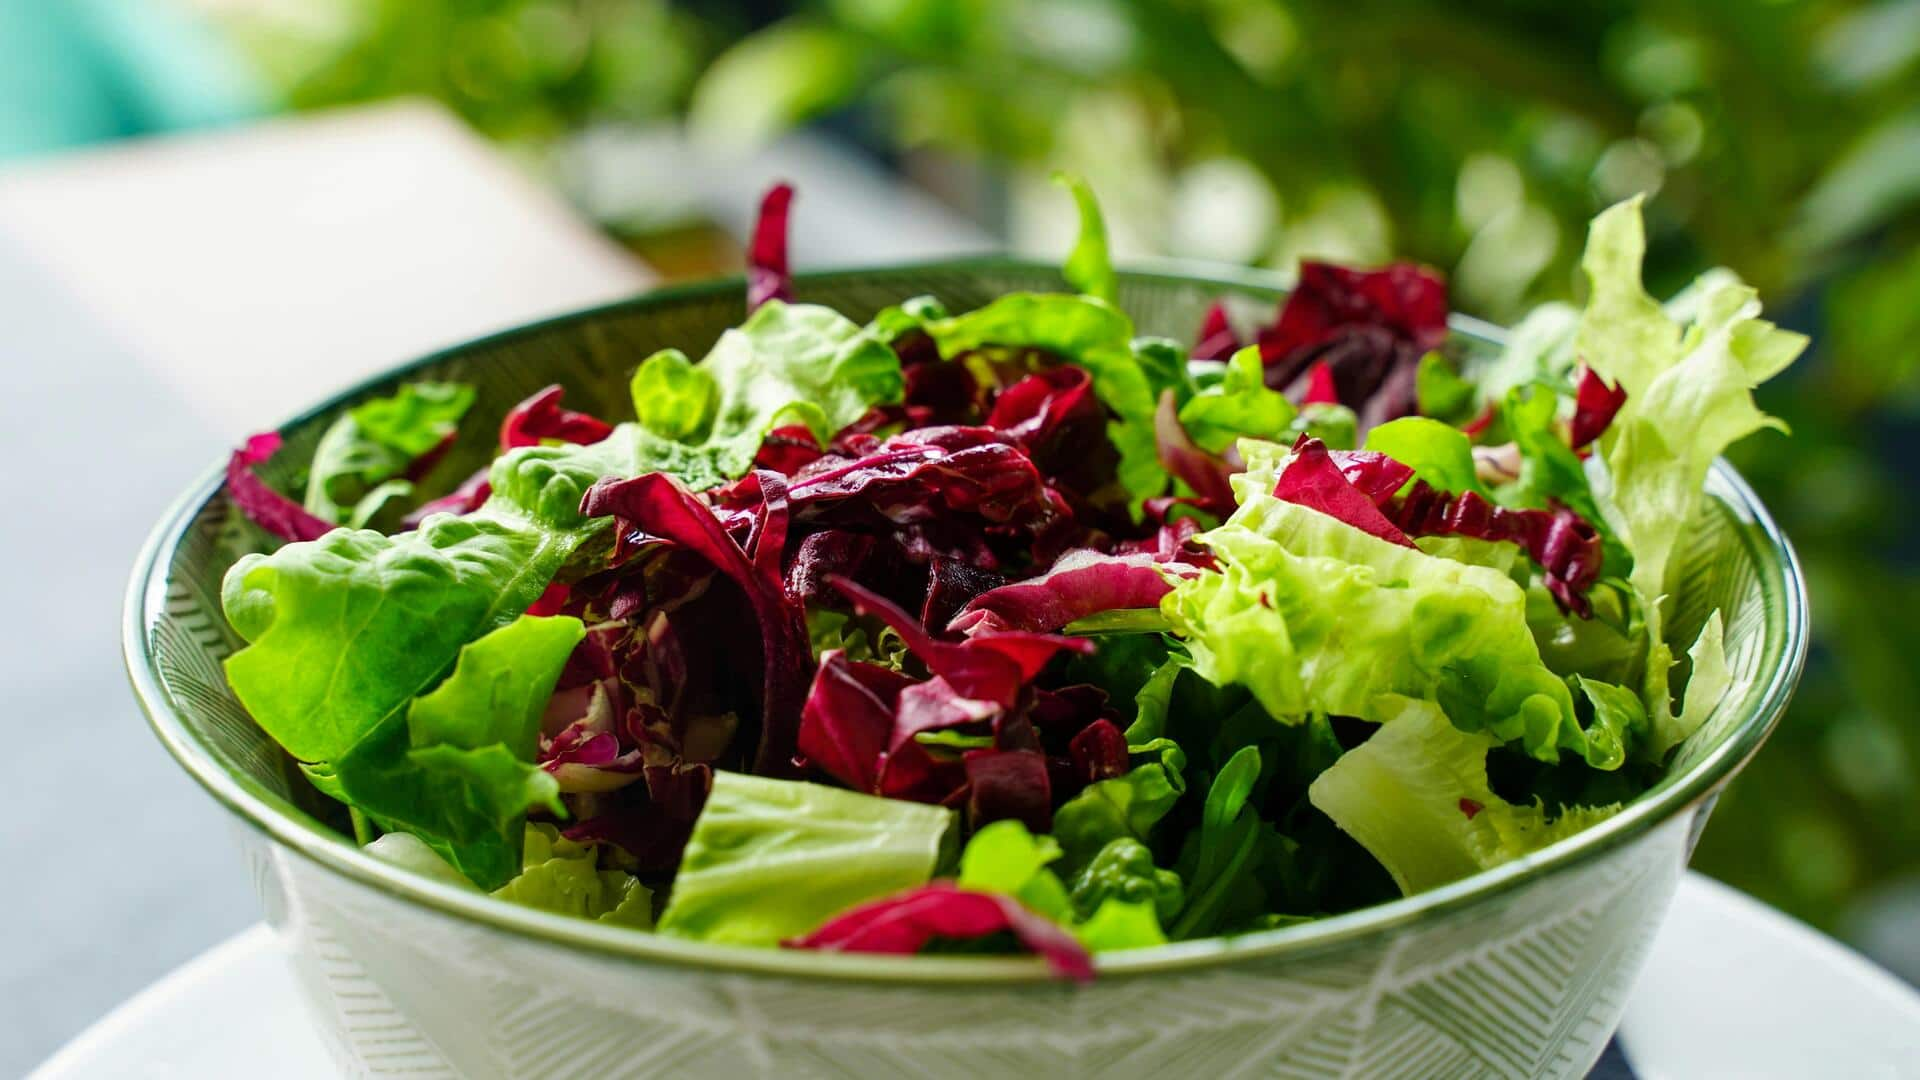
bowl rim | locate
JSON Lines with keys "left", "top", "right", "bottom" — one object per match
{"left": 124, "top": 255, "right": 1809, "bottom": 984}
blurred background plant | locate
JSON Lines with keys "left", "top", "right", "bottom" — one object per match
{"left": 13, "top": 0, "right": 1920, "bottom": 968}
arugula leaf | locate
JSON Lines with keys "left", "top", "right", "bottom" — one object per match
{"left": 331, "top": 614, "right": 581, "bottom": 888}
{"left": 657, "top": 772, "right": 954, "bottom": 945}
{"left": 1170, "top": 746, "right": 1264, "bottom": 938}
{"left": 1309, "top": 696, "right": 1618, "bottom": 895}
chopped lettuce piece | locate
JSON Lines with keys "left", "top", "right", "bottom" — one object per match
{"left": 492, "top": 824, "right": 653, "bottom": 928}
{"left": 658, "top": 772, "right": 954, "bottom": 945}
{"left": 1308, "top": 696, "right": 1619, "bottom": 895}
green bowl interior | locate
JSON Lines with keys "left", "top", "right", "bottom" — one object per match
{"left": 126, "top": 259, "right": 1807, "bottom": 981}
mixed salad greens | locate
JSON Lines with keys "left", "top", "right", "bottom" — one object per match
{"left": 219, "top": 178, "right": 1803, "bottom": 979}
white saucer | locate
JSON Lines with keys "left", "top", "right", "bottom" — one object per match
{"left": 30, "top": 873, "right": 1920, "bottom": 1079}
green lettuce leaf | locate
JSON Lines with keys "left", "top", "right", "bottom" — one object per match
{"left": 333, "top": 614, "right": 583, "bottom": 888}
{"left": 957, "top": 819, "right": 1075, "bottom": 921}
{"left": 1053, "top": 764, "right": 1183, "bottom": 870}
{"left": 657, "top": 772, "right": 954, "bottom": 945}
{"left": 1054, "top": 171, "right": 1117, "bottom": 306}
{"left": 1415, "top": 351, "right": 1477, "bottom": 422}
{"left": 1178, "top": 346, "right": 1297, "bottom": 454}
{"left": 304, "top": 382, "right": 474, "bottom": 527}
{"left": 956, "top": 820, "right": 1176, "bottom": 951}
{"left": 1363, "top": 416, "right": 1482, "bottom": 496}
{"left": 1069, "top": 838, "right": 1183, "bottom": 925}
{"left": 623, "top": 299, "right": 905, "bottom": 489}
{"left": 492, "top": 824, "right": 654, "bottom": 928}
{"left": 1659, "top": 611, "right": 1734, "bottom": 760}
{"left": 1073, "top": 898, "right": 1169, "bottom": 951}
{"left": 1167, "top": 456, "right": 1582, "bottom": 760}
{"left": 1308, "top": 696, "right": 1619, "bottom": 895}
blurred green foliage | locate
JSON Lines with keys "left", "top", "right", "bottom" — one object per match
{"left": 211, "top": 0, "right": 1920, "bottom": 939}
{"left": 210, "top": 0, "right": 720, "bottom": 142}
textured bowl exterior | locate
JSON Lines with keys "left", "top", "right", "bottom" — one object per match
{"left": 129, "top": 262, "right": 1805, "bottom": 1080}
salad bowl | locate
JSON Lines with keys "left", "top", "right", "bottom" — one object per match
{"left": 126, "top": 260, "right": 1806, "bottom": 1079}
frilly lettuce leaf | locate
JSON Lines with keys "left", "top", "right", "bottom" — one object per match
{"left": 657, "top": 772, "right": 954, "bottom": 945}
{"left": 334, "top": 614, "right": 583, "bottom": 888}
{"left": 1575, "top": 197, "right": 1805, "bottom": 740}
{"left": 1308, "top": 696, "right": 1620, "bottom": 895}
{"left": 1166, "top": 448, "right": 1582, "bottom": 761}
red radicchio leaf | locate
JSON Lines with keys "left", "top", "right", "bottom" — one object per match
{"left": 784, "top": 881, "right": 1094, "bottom": 981}
{"left": 986, "top": 366, "right": 1099, "bottom": 452}
{"left": 1388, "top": 483, "right": 1603, "bottom": 616}
{"left": 1272, "top": 436, "right": 1416, "bottom": 547}
{"left": 500, "top": 384, "right": 614, "bottom": 451}
{"left": 1302, "top": 361, "right": 1340, "bottom": 405}
{"left": 747, "top": 182, "right": 794, "bottom": 311}
{"left": 401, "top": 465, "right": 492, "bottom": 528}
{"left": 1153, "top": 390, "right": 1238, "bottom": 517}
{"left": 563, "top": 762, "right": 712, "bottom": 872}
{"left": 798, "top": 651, "right": 914, "bottom": 792}
{"left": 227, "top": 433, "right": 334, "bottom": 542}
{"left": 948, "top": 549, "right": 1190, "bottom": 636}
{"left": 580, "top": 472, "right": 809, "bottom": 776}
{"left": 828, "top": 577, "right": 1091, "bottom": 705}
{"left": 965, "top": 748, "right": 1054, "bottom": 832}
{"left": 789, "top": 426, "right": 1059, "bottom": 530}
{"left": 1257, "top": 262, "right": 1448, "bottom": 430}
{"left": 1277, "top": 438, "right": 1603, "bottom": 615}
{"left": 526, "top": 582, "right": 571, "bottom": 617}
{"left": 1570, "top": 365, "right": 1628, "bottom": 449}
{"left": 1068, "top": 718, "right": 1130, "bottom": 785}
{"left": 1329, "top": 449, "right": 1416, "bottom": 503}
{"left": 754, "top": 423, "right": 826, "bottom": 474}
{"left": 1259, "top": 262, "right": 1449, "bottom": 362}
{"left": 1192, "top": 300, "right": 1242, "bottom": 361}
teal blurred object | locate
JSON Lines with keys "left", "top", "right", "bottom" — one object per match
{"left": 0, "top": 0, "right": 264, "bottom": 161}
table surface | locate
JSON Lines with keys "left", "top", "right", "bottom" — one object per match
{"left": 0, "top": 103, "right": 992, "bottom": 1075}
